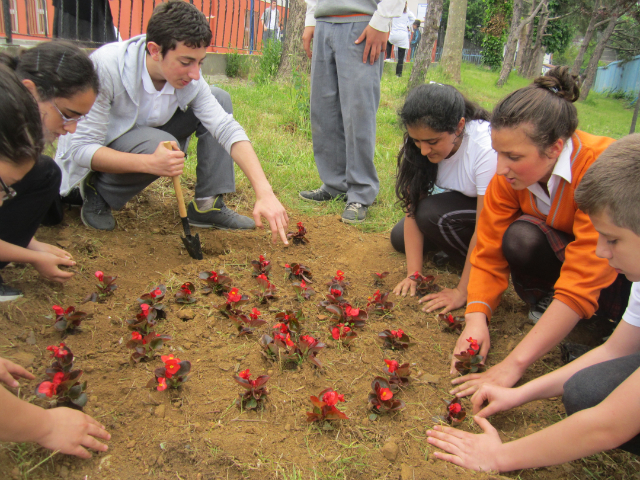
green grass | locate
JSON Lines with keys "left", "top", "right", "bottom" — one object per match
{"left": 189, "top": 62, "right": 637, "bottom": 234}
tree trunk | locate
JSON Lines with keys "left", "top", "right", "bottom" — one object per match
{"left": 277, "top": 0, "right": 309, "bottom": 78}
{"left": 408, "top": 0, "right": 444, "bottom": 91}
{"left": 496, "top": 0, "right": 523, "bottom": 87}
{"left": 571, "top": 0, "right": 600, "bottom": 77}
{"left": 519, "top": 0, "right": 548, "bottom": 76}
{"left": 580, "top": 13, "right": 619, "bottom": 101}
{"left": 630, "top": 93, "right": 640, "bottom": 134}
{"left": 524, "top": 7, "right": 549, "bottom": 77}
{"left": 514, "top": 0, "right": 534, "bottom": 72}
{"left": 439, "top": 0, "right": 468, "bottom": 83}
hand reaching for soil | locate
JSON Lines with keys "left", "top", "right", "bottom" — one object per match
{"left": 0, "top": 357, "right": 34, "bottom": 388}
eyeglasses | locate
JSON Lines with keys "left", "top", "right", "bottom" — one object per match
{"left": 0, "top": 177, "right": 16, "bottom": 202}
{"left": 52, "top": 100, "right": 87, "bottom": 125}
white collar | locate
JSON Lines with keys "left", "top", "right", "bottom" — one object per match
{"left": 141, "top": 56, "right": 175, "bottom": 96}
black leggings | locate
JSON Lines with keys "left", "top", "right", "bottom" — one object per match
{"left": 390, "top": 191, "right": 477, "bottom": 265}
{"left": 563, "top": 351, "right": 640, "bottom": 455}
{"left": 386, "top": 41, "right": 407, "bottom": 76}
{"left": 0, "top": 156, "right": 61, "bottom": 270}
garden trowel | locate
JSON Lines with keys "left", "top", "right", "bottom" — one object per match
{"left": 163, "top": 141, "right": 203, "bottom": 260}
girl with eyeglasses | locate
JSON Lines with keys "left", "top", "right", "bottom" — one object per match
{"left": 0, "top": 41, "right": 99, "bottom": 300}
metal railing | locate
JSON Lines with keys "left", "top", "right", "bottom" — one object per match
{"left": 0, "top": 0, "right": 288, "bottom": 53}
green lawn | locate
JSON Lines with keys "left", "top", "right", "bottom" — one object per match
{"left": 189, "top": 62, "right": 637, "bottom": 233}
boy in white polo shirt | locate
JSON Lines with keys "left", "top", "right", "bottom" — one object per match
{"left": 56, "top": 1, "right": 289, "bottom": 244}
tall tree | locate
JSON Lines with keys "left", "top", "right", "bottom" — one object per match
{"left": 278, "top": 0, "right": 310, "bottom": 78}
{"left": 497, "top": 0, "right": 545, "bottom": 86}
{"left": 408, "top": 0, "right": 445, "bottom": 90}
{"left": 439, "top": 0, "right": 469, "bottom": 83}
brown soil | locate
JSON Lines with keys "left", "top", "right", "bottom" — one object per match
{"left": 0, "top": 183, "right": 636, "bottom": 480}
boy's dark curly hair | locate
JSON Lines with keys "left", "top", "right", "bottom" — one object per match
{"left": 146, "top": 1, "right": 213, "bottom": 55}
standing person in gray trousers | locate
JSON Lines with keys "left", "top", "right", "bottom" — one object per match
{"left": 300, "top": 0, "right": 404, "bottom": 224}
{"left": 56, "top": 1, "right": 289, "bottom": 243}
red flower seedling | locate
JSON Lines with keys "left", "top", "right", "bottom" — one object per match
{"left": 408, "top": 272, "right": 441, "bottom": 296}
{"left": 368, "top": 377, "right": 405, "bottom": 414}
{"left": 127, "top": 303, "right": 159, "bottom": 334}
{"left": 324, "top": 302, "right": 368, "bottom": 328}
{"left": 217, "top": 287, "right": 250, "bottom": 318}
{"left": 52, "top": 305, "right": 89, "bottom": 335}
{"left": 82, "top": 270, "right": 118, "bottom": 303}
{"left": 378, "top": 329, "right": 411, "bottom": 350}
{"left": 253, "top": 274, "right": 277, "bottom": 303}
{"left": 251, "top": 255, "right": 272, "bottom": 278}
{"left": 326, "top": 270, "right": 349, "bottom": 290}
{"left": 126, "top": 330, "right": 172, "bottom": 364}
{"left": 383, "top": 359, "right": 411, "bottom": 390}
{"left": 292, "top": 279, "right": 315, "bottom": 301}
{"left": 365, "top": 290, "right": 394, "bottom": 316}
{"left": 433, "top": 397, "right": 467, "bottom": 426}
{"left": 331, "top": 323, "right": 358, "bottom": 346}
{"left": 298, "top": 335, "right": 326, "bottom": 368}
{"left": 274, "top": 310, "right": 305, "bottom": 333}
{"left": 285, "top": 263, "right": 313, "bottom": 283}
{"left": 306, "top": 388, "right": 348, "bottom": 423}
{"left": 287, "top": 221, "right": 310, "bottom": 245}
{"left": 454, "top": 337, "right": 485, "bottom": 375}
{"left": 35, "top": 344, "right": 88, "bottom": 409}
{"left": 175, "top": 282, "right": 197, "bottom": 304}
{"left": 230, "top": 307, "right": 267, "bottom": 336}
{"left": 373, "top": 271, "right": 389, "bottom": 286}
{"left": 259, "top": 334, "right": 279, "bottom": 360}
{"left": 233, "top": 369, "right": 270, "bottom": 410}
{"left": 199, "top": 270, "right": 232, "bottom": 295}
{"left": 137, "top": 284, "right": 167, "bottom": 319}
{"left": 147, "top": 354, "right": 191, "bottom": 391}
{"left": 439, "top": 313, "right": 465, "bottom": 333}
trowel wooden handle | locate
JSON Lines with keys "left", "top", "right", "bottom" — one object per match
{"left": 163, "top": 141, "right": 188, "bottom": 219}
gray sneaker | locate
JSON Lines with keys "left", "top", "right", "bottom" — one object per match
{"left": 299, "top": 187, "right": 346, "bottom": 203}
{"left": 341, "top": 202, "right": 368, "bottom": 224}
{"left": 187, "top": 197, "right": 255, "bottom": 230}
{"left": 80, "top": 175, "right": 115, "bottom": 231}
{"left": 529, "top": 294, "right": 554, "bottom": 324}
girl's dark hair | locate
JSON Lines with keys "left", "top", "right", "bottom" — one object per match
{"left": 395, "top": 83, "right": 490, "bottom": 216}
{"left": 491, "top": 66, "right": 579, "bottom": 152}
{"left": 146, "top": 1, "right": 213, "bottom": 55}
{"left": 0, "top": 65, "right": 43, "bottom": 165}
{"left": 0, "top": 41, "right": 99, "bottom": 102}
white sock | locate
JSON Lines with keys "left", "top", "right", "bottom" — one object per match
{"left": 195, "top": 196, "right": 215, "bottom": 210}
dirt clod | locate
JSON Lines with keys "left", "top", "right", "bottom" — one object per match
{"left": 155, "top": 404, "right": 166, "bottom": 418}
{"left": 381, "top": 441, "right": 399, "bottom": 462}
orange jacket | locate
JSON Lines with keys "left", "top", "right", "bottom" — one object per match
{"left": 466, "top": 130, "right": 617, "bottom": 321}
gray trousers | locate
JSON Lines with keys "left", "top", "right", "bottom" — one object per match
{"left": 310, "top": 21, "right": 384, "bottom": 206}
{"left": 95, "top": 86, "right": 236, "bottom": 210}
{"left": 563, "top": 351, "right": 640, "bottom": 455}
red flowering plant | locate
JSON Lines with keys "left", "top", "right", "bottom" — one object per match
{"left": 147, "top": 354, "right": 191, "bottom": 391}
{"left": 199, "top": 270, "right": 232, "bottom": 295}
{"left": 233, "top": 369, "right": 270, "bottom": 410}
{"left": 378, "top": 329, "right": 411, "bottom": 350}
{"left": 439, "top": 313, "right": 465, "bottom": 333}
{"left": 383, "top": 359, "right": 411, "bottom": 391}
{"left": 324, "top": 303, "right": 367, "bottom": 328}
{"left": 253, "top": 274, "right": 277, "bottom": 303}
{"left": 433, "top": 397, "right": 466, "bottom": 426}
{"left": 326, "top": 270, "right": 348, "bottom": 290}
{"left": 126, "top": 330, "right": 172, "bottom": 364}
{"left": 273, "top": 331, "right": 326, "bottom": 368}
{"left": 274, "top": 310, "right": 305, "bottom": 333}
{"left": 292, "top": 279, "right": 315, "bottom": 301}
{"left": 408, "top": 272, "right": 441, "bottom": 296}
{"left": 330, "top": 323, "right": 358, "bottom": 346}
{"left": 373, "top": 271, "right": 389, "bottom": 286}
{"left": 251, "top": 255, "right": 272, "bottom": 278}
{"left": 231, "top": 307, "right": 267, "bottom": 336}
{"left": 52, "top": 305, "right": 89, "bottom": 334}
{"left": 285, "top": 263, "right": 313, "bottom": 283}
{"left": 454, "top": 337, "right": 485, "bottom": 375}
{"left": 217, "top": 287, "right": 250, "bottom": 318}
{"left": 368, "top": 377, "right": 405, "bottom": 414}
{"left": 83, "top": 270, "right": 118, "bottom": 303}
{"left": 287, "top": 221, "right": 310, "bottom": 245}
{"left": 126, "top": 303, "right": 159, "bottom": 334}
{"left": 318, "top": 285, "right": 347, "bottom": 308}
{"left": 365, "top": 290, "right": 394, "bottom": 316}
{"left": 259, "top": 334, "right": 279, "bottom": 360}
{"left": 306, "top": 388, "right": 348, "bottom": 423}
{"left": 35, "top": 343, "right": 87, "bottom": 409}
{"left": 137, "top": 285, "right": 167, "bottom": 319}
{"left": 175, "top": 282, "right": 197, "bottom": 304}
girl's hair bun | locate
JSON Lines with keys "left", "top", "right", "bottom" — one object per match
{"left": 533, "top": 66, "right": 580, "bottom": 103}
